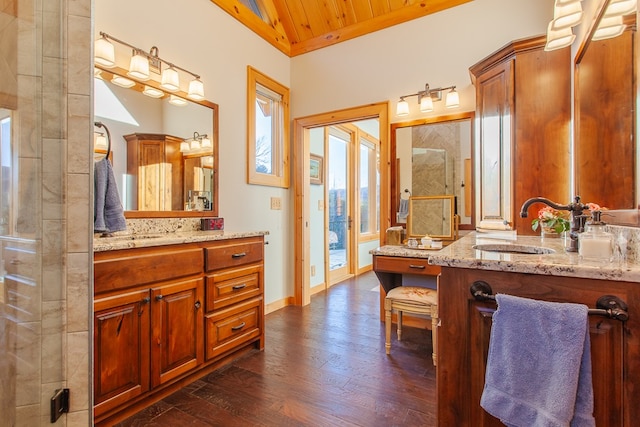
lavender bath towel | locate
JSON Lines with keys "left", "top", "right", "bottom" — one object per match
{"left": 480, "top": 294, "right": 595, "bottom": 427}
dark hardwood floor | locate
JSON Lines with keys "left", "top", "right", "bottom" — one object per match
{"left": 117, "top": 271, "right": 437, "bottom": 426}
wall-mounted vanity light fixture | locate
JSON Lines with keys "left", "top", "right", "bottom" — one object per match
{"left": 94, "top": 32, "right": 205, "bottom": 101}
{"left": 592, "top": 0, "right": 637, "bottom": 40}
{"left": 180, "top": 132, "right": 212, "bottom": 153}
{"left": 395, "top": 83, "right": 460, "bottom": 116}
{"left": 545, "top": 0, "right": 637, "bottom": 50}
{"left": 545, "top": 0, "right": 583, "bottom": 51}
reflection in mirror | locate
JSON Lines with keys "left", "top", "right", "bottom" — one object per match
{"left": 575, "top": 11, "right": 636, "bottom": 210}
{"left": 391, "top": 112, "right": 474, "bottom": 230}
{"left": 94, "top": 66, "right": 218, "bottom": 217}
{"left": 0, "top": 109, "right": 11, "bottom": 235}
{"left": 408, "top": 195, "right": 455, "bottom": 239}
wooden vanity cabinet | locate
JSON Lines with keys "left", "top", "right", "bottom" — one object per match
{"left": 469, "top": 35, "right": 571, "bottom": 235}
{"left": 93, "top": 245, "right": 205, "bottom": 419}
{"left": 93, "top": 236, "right": 265, "bottom": 425}
{"left": 437, "top": 267, "right": 638, "bottom": 426}
{"left": 204, "top": 237, "right": 265, "bottom": 360}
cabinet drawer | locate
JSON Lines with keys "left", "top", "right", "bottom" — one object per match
{"left": 94, "top": 246, "right": 203, "bottom": 294}
{"left": 374, "top": 256, "right": 441, "bottom": 276}
{"left": 3, "top": 242, "right": 37, "bottom": 279}
{"left": 205, "top": 298, "right": 262, "bottom": 360}
{"left": 204, "top": 238, "right": 263, "bottom": 271}
{"left": 3, "top": 274, "right": 39, "bottom": 322}
{"left": 206, "top": 265, "right": 262, "bottom": 312}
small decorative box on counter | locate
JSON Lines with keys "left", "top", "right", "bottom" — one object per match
{"left": 201, "top": 217, "right": 224, "bottom": 231}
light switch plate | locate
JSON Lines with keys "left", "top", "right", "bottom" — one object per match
{"left": 270, "top": 197, "right": 282, "bottom": 210}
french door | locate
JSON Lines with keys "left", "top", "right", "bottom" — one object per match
{"left": 327, "top": 125, "right": 353, "bottom": 285}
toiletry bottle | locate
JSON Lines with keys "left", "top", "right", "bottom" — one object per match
{"left": 578, "top": 211, "right": 613, "bottom": 262}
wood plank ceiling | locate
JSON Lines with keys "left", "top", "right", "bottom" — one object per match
{"left": 209, "top": 0, "right": 473, "bottom": 57}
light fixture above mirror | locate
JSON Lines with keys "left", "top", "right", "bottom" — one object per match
{"left": 396, "top": 83, "right": 460, "bottom": 116}
{"left": 94, "top": 32, "right": 206, "bottom": 101}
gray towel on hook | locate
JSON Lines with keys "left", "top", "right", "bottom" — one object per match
{"left": 94, "top": 158, "right": 126, "bottom": 233}
{"left": 397, "top": 198, "right": 409, "bottom": 220}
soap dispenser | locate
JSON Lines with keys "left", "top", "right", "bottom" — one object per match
{"left": 578, "top": 210, "right": 613, "bottom": 262}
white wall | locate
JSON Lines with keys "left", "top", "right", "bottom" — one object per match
{"left": 97, "top": 0, "right": 556, "bottom": 307}
{"left": 96, "top": 0, "right": 292, "bottom": 305}
{"left": 291, "top": 0, "right": 554, "bottom": 122}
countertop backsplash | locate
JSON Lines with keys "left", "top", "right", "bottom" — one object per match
{"left": 607, "top": 224, "right": 640, "bottom": 263}
{"left": 94, "top": 218, "right": 203, "bottom": 238}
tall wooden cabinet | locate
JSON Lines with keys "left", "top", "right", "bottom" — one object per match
{"left": 125, "top": 133, "right": 184, "bottom": 211}
{"left": 469, "top": 35, "right": 571, "bottom": 235}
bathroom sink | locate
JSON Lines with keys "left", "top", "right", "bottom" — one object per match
{"left": 472, "top": 244, "right": 556, "bottom": 255}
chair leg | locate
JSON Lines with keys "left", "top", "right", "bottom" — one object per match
{"left": 397, "top": 310, "right": 403, "bottom": 341}
{"left": 385, "top": 301, "right": 392, "bottom": 355}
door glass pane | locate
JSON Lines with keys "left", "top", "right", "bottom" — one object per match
{"left": 360, "top": 143, "right": 370, "bottom": 233}
{"left": 328, "top": 133, "right": 348, "bottom": 271}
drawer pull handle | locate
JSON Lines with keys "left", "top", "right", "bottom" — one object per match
{"left": 231, "top": 322, "right": 246, "bottom": 331}
{"left": 195, "top": 300, "right": 201, "bottom": 310}
{"left": 9, "top": 259, "right": 21, "bottom": 265}
{"left": 409, "top": 264, "right": 426, "bottom": 269}
{"left": 232, "top": 284, "right": 247, "bottom": 291}
{"left": 232, "top": 252, "right": 247, "bottom": 258}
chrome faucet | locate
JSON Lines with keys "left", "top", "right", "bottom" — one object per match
{"left": 520, "top": 196, "right": 587, "bottom": 252}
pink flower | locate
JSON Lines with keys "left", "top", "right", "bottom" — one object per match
{"left": 585, "top": 203, "right": 603, "bottom": 211}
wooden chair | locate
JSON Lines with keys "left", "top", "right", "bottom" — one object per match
{"left": 384, "top": 286, "right": 438, "bottom": 366}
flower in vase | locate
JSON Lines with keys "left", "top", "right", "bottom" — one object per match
{"left": 531, "top": 206, "right": 571, "bottom": 234}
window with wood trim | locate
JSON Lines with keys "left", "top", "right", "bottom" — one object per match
{"left": 247, "top": 66, "right": 290, "bottom": 188}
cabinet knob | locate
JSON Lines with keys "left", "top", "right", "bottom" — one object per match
{"left": 231, "top": 322, "right": 246, "bottom": 331}
{"left": 155, "top": 295, "right": 163, "bottom": 301}
{"left": 195, "top": 300, "right": 201, "bottom": 310}
{"left": 141, "top": 297, "right": 150, "bottom": 304}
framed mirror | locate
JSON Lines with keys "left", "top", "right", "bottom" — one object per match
{"left": 391, "top": 112, "right": 475, "bottom": 231}
{"left": 574, "top": 3, "right": 637, "bottom": 211}
{"left": 408, "top": 195, "right": 455, "bottom": 239}
{"left": 94, "top": 65, "right": 219, "bottom": 218}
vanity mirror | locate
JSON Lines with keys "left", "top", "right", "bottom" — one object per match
{"left": 390, "top": 112, "right": 474, "bottom": 231}
{"left": 407, "top": 195, "right": 456, "bottom": 239}
{"left": 574, "top": 5, "right": 637, "bottom": 211}
{"left": 94, "top": 65, "right": 219, "bottom": 217}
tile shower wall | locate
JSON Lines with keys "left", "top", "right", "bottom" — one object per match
{"left": 0, "top": 0, "right": 92, "bottom": 425}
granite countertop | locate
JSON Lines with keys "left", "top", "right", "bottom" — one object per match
{"left": 93, "top": 230, "right": 269, "bottom": 252}
{"left": 373, "top": 232, "right": 640, "bottom": 283}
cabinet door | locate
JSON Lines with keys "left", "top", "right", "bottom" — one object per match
{"left": 150, "top": 277, "right": 204, "bottom": 387}
{"left": 474, "top": 60, "right": 514, "bottom": 229}
{"left": 94, "top": 289, "right": 151, "bottom": 417}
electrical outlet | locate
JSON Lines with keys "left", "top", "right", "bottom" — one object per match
{"left": 318, "top": 200, "right": 324, "bottom": 210}
{"left": 311, "top": 265, "right": 316, "bottom": 276}
{"left": 270, "top": 197, "right": 282, "bottom": 210}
